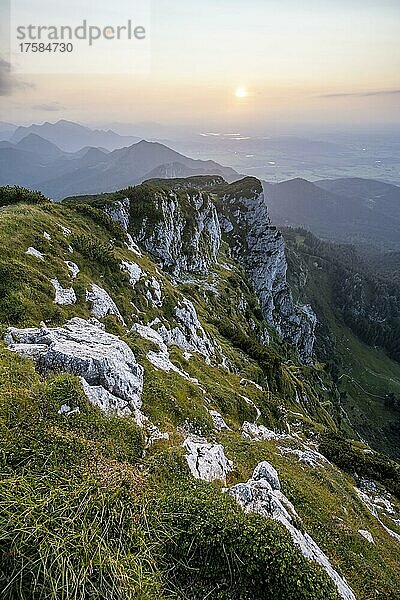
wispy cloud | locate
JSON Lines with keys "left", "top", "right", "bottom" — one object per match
{"left": 318, "top": 89, "right": 400, "bottom": 98}
{"left": 32, "top": 102, "right": 65, "bottom": 112}
{"left": 0, "top": 57, "right": 34, "bottom": 96}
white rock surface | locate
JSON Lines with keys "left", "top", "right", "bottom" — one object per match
{"left": 51, "top": 278, "right": 77, "bottom": 305}
{"left": 64, "top": 261, "right": 80, "bottom": 279}
{"left": 133, "top": 190, "right": 221, "bottom": 275}
{"left": 242, "top": 421, "right": 289, "bottom": 442}
{"left": 184, "top": 436, "right": 233, "bottom": 483}
{"left": 58, "top": 224, "right": 71, "bottom": 236}
{"left": 26, "top": 247, "right": 45, "bottom": 261}
{"left": 126, "top": 234, "right": 142, "bottom": 256}
{"left": 58, "top": 404, "right": 80, "bottom": 416}
{"left": 157, "top": 299, "right": 214, "bottom": 363}
{"left": 131, "top": 323, "right": 197, "bottom": 382}
{"left": 43, "top": 231, "right": 51, "bottom": 241}
{"left": 145, "top": 276, "right": 163, "bottom": 306}
{"left": 219, "top": 185, "right": 316, "bottom": 362}
{"left": 227, "top": 461, "right": 356, "bottom": 600}
{"left": 279, "top": 447, "right": 329, "bottom": 468}
{"left": 356, "top": 487, "right": 400, "bottom": 543}
{"left": 121, "top": 260, "right": 143, "bottom": 288}
{"left": 86, "top": 284, "right": 125, "bottom": 324}
{"left": 104, "top": 198, "right": 130, "bottom": 231}
{"left": 358, "top": 529, "right": 374, "bottom": 543}
{"left": 209, "top": 409, "right": 229, "bottom": 431}
{"left": 7, "top": 318, "right": 143, "bottom": 415}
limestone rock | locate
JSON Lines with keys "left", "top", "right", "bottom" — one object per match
{"left": 131, "top": 189, "right": 221, "bottom": 275}
{"left": 86, "top": 284, "right": 125, "bottom": 324}
{"left": 26, "top": 247, "right": 45, "bottom": 261}
{"left": 156, "top": 299, "right": 214, "bottom": 363}
{"left": 64, "top": 261, "right": 80, "bottom": 279}
{"left": 242, "top": 421, "right": 289, "bottom": 442}
{"left": 227, "top": 461, "right": 356, "bottom": 600}
{"left": 218, "top": 181, "right": 316, "bottom": 363}
{"left": 209, "top": 409, "right": 229, "bottom": 431}
{"left": 121, "top": 260, "right": 143, "bottom": 288}
{"left": 7, "top": 318, "right": 143, "bottom": 414}
{"left": 131, "top": 323, "right": 197, "bottom": 382}
{"left": 358, "top": 530, "right": 374, "bottom": 543}
{"left": 104, "top": 198, "right": 130, "bottom": 231}
{"left": 183, "top": 436, "right": 233, "bottom": 483}
{"left": 51, "top": 278, "right": 76, "bottom": 305}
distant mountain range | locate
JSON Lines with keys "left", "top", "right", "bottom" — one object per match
{"left": 9, "top": 119, "right": 140, "bottom": 152}
{"left": 0, "top": 133, "right": 240, "bottom": 199}
{"left": 263, "top": 177, "right": 400, "bottom": 252}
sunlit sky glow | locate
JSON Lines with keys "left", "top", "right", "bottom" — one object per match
{"left": 0, "top": 0, "right": 399, "bottom": 131}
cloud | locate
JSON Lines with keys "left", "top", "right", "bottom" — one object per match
{"left": 0, "top": 58, "right": 15, "bottom": 95}
{"left": 318, "top": 89, "right": 400, "bottom": 98}
{"left": 0, "top": 57, "right": 33, "bottom": 96}
{"left": 32, "top": 102, "right": 65, "bottom": 112}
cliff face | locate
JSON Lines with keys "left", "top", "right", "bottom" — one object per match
{"left": 217, "top": 179, "right": 316, "bottom": 363}
{"left": 122, "top": 177, "right": 316, "bottom": 362}
{"left": 127, "top": 184, "right": 221, "bottom": 276}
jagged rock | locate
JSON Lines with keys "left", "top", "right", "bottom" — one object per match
{"left": 242, "top": 421, "right": 289, "bottom": 442}
{"left": 121, "top": 260, "right": 143, "bottom": 287}
{"left": 156, "top": 299, "right": 214, "bottom": 363}
{"left": 183, "top": 436, "right": 233, "bottom": 482}
{"left": 240, "top": 378, "right": 263, "bottom": 391}
{"left": 358, "top": 530, "right": 374, "bottom": 543}
{"left": 209, "top": 409, "right": 229, "bottom": 431}
{"left": 64, "top": 261, "right": 80, "bottom": 279}
{"left": 279, "top": 447, "right": 329, "bottom": 468}
{"left": 86, "top": 284, "right": 125, "bottom": 325}
{"left": 7, "top": 318, "right": 143, "bottom": 414}
{"left": 51, "top": 278, "right": 76, "bottom": 305}
{"left": 356, "top": 485, "right": 400, "bottom": 542}
{"left": 227, "top": 461, "right": 356, "bottom": 600}
{"left": 125, "top": 234, "right": 142, "bottom": 256}
{"left": 131, "top": 323, "right": 198, "bottom": 382}
{"left": 104, "top": 198, "right": 130, "bottom": 230}
{"left": 131, "top": 189, "right": 221, "bottom": 275}
{"left": 26, "top": 247, "right": 45, "bottom": 261}
{"left": 218, "top": 180, "right": 316, "bottom": 363}
{"left": 145, "top": 276, "right": 163, "bottom": 306}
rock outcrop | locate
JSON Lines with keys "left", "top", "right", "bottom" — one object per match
{"left": 183, "top": 436, "right": 233, "bottom": 483}
{"left": 129, "top": 188, "right": 221, "bottom": 275}
{"left": 6, "top": 318, "right": 144, "bottom": 416}
{"left": 104, "top": 198, "right": 130, "bottom": 231}
{"left": 155, "top": 299, "right": 215, "bottom": 363}
{"left": 217, "top": 179, "right": 316, "bottom": 363}
{"left": 86, "top": 284, "right": 125, "bottom": 325}
{"left": 227, "top": 461, "right": 356, "bottom": 600}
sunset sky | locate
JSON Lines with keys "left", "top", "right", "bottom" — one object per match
{"left": 1, "top": 0, "right": 399, "bottom": 131}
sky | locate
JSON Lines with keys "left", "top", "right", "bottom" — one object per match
{"left": 0, "top": 0, "right": 399, "bottom": 132}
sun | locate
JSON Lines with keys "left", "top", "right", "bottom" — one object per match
{"left": 235, "top": 86, "right": 248, "bottom": 98}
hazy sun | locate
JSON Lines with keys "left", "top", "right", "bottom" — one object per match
{"left": 235, "top": 86, "right": 248, "bottom": 98}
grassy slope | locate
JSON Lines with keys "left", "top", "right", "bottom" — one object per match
{"left": 0, "top": 194, "right": 399, "bottom": 598}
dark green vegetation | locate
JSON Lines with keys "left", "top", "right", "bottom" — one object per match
{"left": 283, "top": 227, "right": 400, "bottom": 460}
{"left": 0, "top": 183, "right": 400, "bottom": 598}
